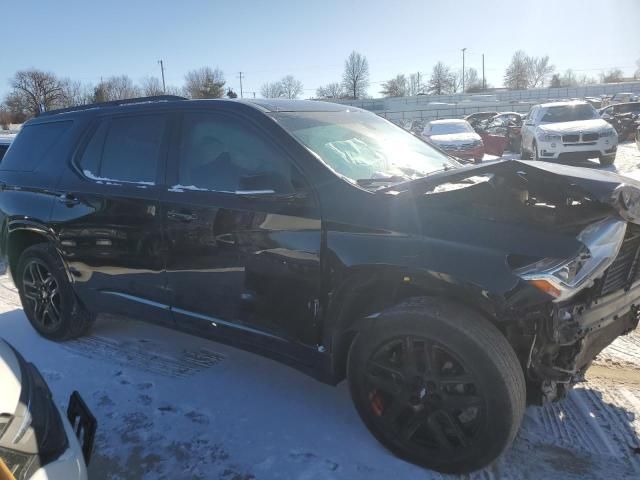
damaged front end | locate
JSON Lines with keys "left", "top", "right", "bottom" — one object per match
{"left": 520, "top": 219, "right": 640, "bottom": 402}
{"left": 401, "top": 160, "right": 640, "bottom": 403}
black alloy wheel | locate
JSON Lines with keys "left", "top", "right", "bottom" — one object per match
{"left": 364, "top": 335, "right": 484, "bottom": 455}
{"left": 21, "top": 259, "right": 62, "bottom": 333}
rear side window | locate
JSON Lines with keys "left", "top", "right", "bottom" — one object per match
{"left": 0, "top": 121, "right": 72, "bottom": 171}
{"left": 79, "top": 114, "right": 167, "bottom": 184}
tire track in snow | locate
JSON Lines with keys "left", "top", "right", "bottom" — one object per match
{"left": 63, "top": 335, "right": 225, "bottom": 378}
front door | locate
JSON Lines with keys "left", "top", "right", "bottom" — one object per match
{"left": 162, "top": 111, "right": 322, "bottom": 345}
{"left": 50, "top": 112, "right": 172, "bottom": 324}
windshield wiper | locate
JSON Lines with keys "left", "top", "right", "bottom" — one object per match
{"left": 356, "top": 175, "right": 408, "bottom": 186}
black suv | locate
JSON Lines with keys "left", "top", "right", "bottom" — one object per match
{"left": 1, "top": 96, "right": 639, "bottom": 474}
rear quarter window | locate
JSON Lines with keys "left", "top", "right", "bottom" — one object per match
{"left": 0, "top": 121, "right": 72, "bottom": 171}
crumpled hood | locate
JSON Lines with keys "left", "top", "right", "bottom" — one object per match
{"left": 538, "top": 119, "right": 611, "bottom": 134}
{"left": 428, "top": 132, "right": 481, "bottom": 145}
{"left": 405, "top": 159, "right": 640, "bottom": 224}
{"left": 0, "top": 339, "right": 22, "bottom": 416}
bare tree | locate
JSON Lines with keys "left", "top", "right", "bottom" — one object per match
{"left": 93, "top": 75, "right": 141, "bottom": 102}
{"left": 226, "top": 88, "right": 238, "bottom": 99}
{"left": 342, "top": 51, "right": 370, "bottom": 99}
{"left": 280, "top": 75, "right": 303, "bottom": 99}
{"left": 9, "top": 69, "right": 66, "bottom": 115}
{"left": 406, "top": 73, "right": 424, "bottom": 96}
{"left": 58, "top": 79, "right": 93, "bottom": 107}
{"left": 601, "top": 68, "right": 624, "bottom": 83}
{"left": 261, "top": 81, "right": 284, "bottom": 98}
{"left": 527, "top": 55, "right": 554, "bottom": 88}
{"left": 183, "top": 67, "right": 226, "bottom": 99}
{"left": 428, "top": 62, "right": 455, "bottom": 95}
{"left": 503, "top": 51, "right": 531, "bottom": 90}
{"left": 380, "top": 74, "right": 407, "bottom": 97}
{"left": 141, "top": 76, "right": 164, "bottom": 96}
{"left": 316, "top": 82, "right": 344, "bottom": 99}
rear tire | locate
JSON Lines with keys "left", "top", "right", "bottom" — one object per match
{"left": 16, "top": 243, "right": 91, "bottom": 341}
{"left": 347, "top": 297, "right": 526, "bottom": 474}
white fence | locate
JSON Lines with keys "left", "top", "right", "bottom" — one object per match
{"left": 329, "top": 81, "right": 640, "bottom": 122}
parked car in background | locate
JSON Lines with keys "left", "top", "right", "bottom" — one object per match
{"left": 521, "top": 101, "right": 618, "bottom": 165}
{"left": 608, "top": 92, "right": 639, "bottom": 105}
{"left": 585, "top": 97, "right": 603, "bottom": 109}
{"left": 0, "top": 339, "right": 95, "bottom": 480}
{"left": 0, "top": 135, "right": 14, "bottom": 162}
{"left": 600, "top": 101, "right": 640, "bottom": 119}
{"left": 422, "top": 119, "right": 484, "bottom": 162}
{"left": 464, "top": 111, "right": 498, "bottom": 129}
{"left": 4, "top": 96, "right": 640, "bottom": 474}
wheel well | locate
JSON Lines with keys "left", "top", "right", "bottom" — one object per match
{"left": 329, "top": 278, "right": 501, "bottom": 383}
{"left": 7, "top": 230, "right": 49, "bottom": 279}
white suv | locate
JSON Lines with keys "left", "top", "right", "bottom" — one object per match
{"left": 521, "top": 101, "right": 618, "bottom": 165}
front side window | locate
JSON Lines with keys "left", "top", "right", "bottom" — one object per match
{"left": 272, "top": 110, "right": 455, "bottom": 185}
{"left": 79, "top": 114, "right": 167, "bottom": 184}
{"left": 178, "top": 113, "right": 296, "bottom": 193}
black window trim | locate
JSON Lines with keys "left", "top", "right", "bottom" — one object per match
{"left": 168, "top": 108, "right": 313, "bottom": 197}
{"left": 72, "top": 112, "right": 172, "bottom": 187}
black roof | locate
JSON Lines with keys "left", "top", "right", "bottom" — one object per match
{"left": 238, "top": 98, "right": 354, "bottom": 113}
{"left": 31, "top": 96, "right": 356, "bottom": 123}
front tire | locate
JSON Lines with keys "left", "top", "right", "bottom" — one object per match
{"left": 16, "top": 244, "right": 92, "bottom": 341}
{"left": 520, "top": 141, "right": 531, "bottom": 159}
{"left": 531, "top": 141, "right": 539, "bottom": 161}
{"left": 347, "top": 298, "right": 526, "bottom": 474}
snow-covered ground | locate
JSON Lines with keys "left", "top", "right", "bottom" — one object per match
{"left": 1, "top": 143, "right": 639, "bottom": 480}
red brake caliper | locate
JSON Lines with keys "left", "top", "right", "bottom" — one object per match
{"left": 369, "top": 389, "right": 385, "bottom": 416}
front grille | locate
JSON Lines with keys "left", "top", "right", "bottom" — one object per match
{"left": 562, "top": 134, "right": 580, "bottom": 143}
{"left": 599, "top": 224, "right": 640, "bottom": 296}
{"left": 582, "top": 132, "right": 599, "bottom": 142}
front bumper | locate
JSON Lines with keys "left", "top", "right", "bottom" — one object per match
{"left": 529, "top": 281, "right": 640, "bottom": 398}
{"left": 443, "top": 145, "right": 485, "bottom": 161}
{"left": 537, "top": 138, "right": 617, "bottom": 160}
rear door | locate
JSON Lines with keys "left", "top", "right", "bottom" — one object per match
{"left": 161, "top": 110, "right": 322, "bottom": 346}
{"left": 50, "top": 112, "right": 173, "bottom": 325}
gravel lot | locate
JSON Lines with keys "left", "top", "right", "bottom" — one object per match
{"left": 1, "top": 142, "right": 639, "bottom": 480}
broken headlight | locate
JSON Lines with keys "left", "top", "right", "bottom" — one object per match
{"left": 515, "top": 217, "right": 627, "bottom": 302}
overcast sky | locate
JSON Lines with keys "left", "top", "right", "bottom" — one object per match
{"left": 1, "top": 0, "right": 639, "bottom": 99}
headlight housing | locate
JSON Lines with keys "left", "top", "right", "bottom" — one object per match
{"left": 600, "top": 128, "right": 617, "bottom": 138}
{"left": 537, "top": 132, "right": 562, "bottom": 142}
{"left": 515, "top": 217, "right": 627, "bottom": 302}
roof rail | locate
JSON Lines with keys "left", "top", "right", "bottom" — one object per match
{"left": 39, "top": 95, "right": 188, "bottom": 117}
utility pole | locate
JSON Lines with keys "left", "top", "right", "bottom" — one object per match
{"left": 158, "top": 60, "right": 166, "bottom": 93}
{"left": 461, "top": 48, "right": 467, "bottom": 93}
{"left": 238, "top": 72, "right": 244, "bottom": 98}
{"left": 482, "top": 54, "right": 485, "bottom": 90}
{"left": 417, "top": 71, "right": 421, "bottom": 94}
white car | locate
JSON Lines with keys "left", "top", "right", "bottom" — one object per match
{"left": 0, "top": 339, "right": 94, "bottom": 480}
{"left": 521, "top": 101, "right": 618, "bottom": 165}
{"left": 422, "top": 119, "right": 485, "bottom": 163}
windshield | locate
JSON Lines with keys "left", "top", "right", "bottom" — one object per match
{"left": 271, "top": 110, "right": 456, "bottom": 185}
{"left": 429, "top": 122, "right": 473, "bottom": 135}
{"left": 541, "top": 104, "right": 598, "bottom": 123}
